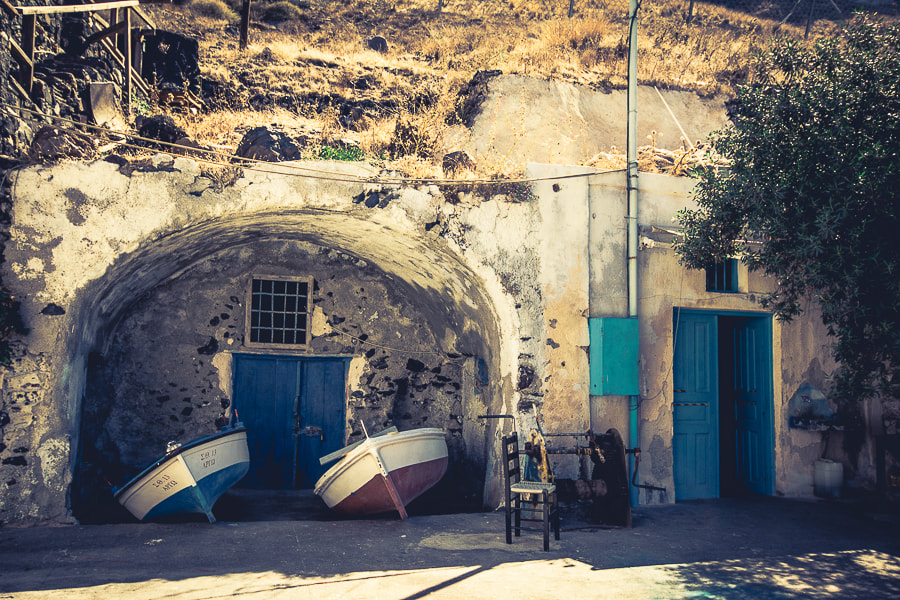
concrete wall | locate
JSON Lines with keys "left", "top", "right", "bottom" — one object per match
{"left": 578, "top": 169, "right": 844, "bottom": 503}
{"left": 0, "top": 158, "right": 848, "bottom": 524}
{"left": 0, "top": 156, "right": 596, "bottom": 523}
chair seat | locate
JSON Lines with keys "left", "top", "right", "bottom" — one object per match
{"left": 510, "top": 481, "right": 556, "bottom": 494}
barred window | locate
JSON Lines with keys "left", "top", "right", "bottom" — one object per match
{"left": 706, "top": 259, "right": 738, "bottom": 293}
{"left": 246, "top": 276, "right": 312, "bottom": 348}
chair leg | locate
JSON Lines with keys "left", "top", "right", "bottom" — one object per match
{"left": 514, "top": 494, "right": 521, "bottom": 537}
{"left": 505, "top": 491, "right": 512, "bottom": 544}
{"left": 542, "top": 489, "right": 550, "bottom": 551}
{"left": 553, "top": 493, "right": 560, "bottom": 541}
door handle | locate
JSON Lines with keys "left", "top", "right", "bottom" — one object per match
{"left": 674, "top": 389, "right": 687, "bottom": 393}
{"left": 300, "top": 425, "right": 324, "bottom": 441}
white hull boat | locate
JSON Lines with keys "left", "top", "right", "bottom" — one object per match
{"left": 114, "top": 425, "right": 250, "bottom": 523}
{"left": 314, "top": 427, "right": 448, "bottom": 519}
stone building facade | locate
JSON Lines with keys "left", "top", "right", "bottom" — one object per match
{"left": 0, "top": 157, "right": 868, "bottom": 524}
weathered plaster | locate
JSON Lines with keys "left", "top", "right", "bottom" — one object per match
{"left": 1, "top": 157, "right": 557, "bottom": 522}
{"left": 0, "top": 158, "right": 850, "bottom": 523}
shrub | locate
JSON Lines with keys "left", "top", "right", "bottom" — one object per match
{"left": 259, "top": 1, "right": 303, "bottom": 22}
{"left": 318, "top": 144, "right": 365, "bottom": 161}
{"left": 190, "top": 0, "right": 238, "bottom": 21}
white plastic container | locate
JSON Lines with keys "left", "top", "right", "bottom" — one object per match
{"left": 814, "top": 459, "right": 843, "bottom": 498}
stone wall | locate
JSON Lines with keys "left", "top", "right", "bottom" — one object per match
{"left": 0, "top": 156, "right": 542, "bottom": 523}
{"left": 0, "top": 157, "right": 853, "bottom": 524}
{"left": 73, "top": 239, "right": 486, "bottom": 521}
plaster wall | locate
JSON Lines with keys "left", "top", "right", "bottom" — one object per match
{"left": 581, "top": 170, "right": 842, "bottom": 504}
{"left": 0, "top": 156, "right": 601, "bottom": 523}
{"left": 0, "top": 157, "right": 847, "bottom": 523}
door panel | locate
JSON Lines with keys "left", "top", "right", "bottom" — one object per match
{"left": 234, "top": 356, "right": 299, "bottom": 489}
{"left": 733, "top": 318, "right": 773, "bottom": 495}
{"left": 672, "top": 310, "right": 719, "bottom": 500}
{"left": 233, "top": 355, "right": 347, "bottom": 490}
{"left": 295, "top": 359, "right": 348, "bottom": 487}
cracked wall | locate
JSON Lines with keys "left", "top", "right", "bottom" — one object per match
{"left": 585, "top": 170, "right": 844, "bottom": 503}
{"left": 1, "top": 156, "right": 587, "bottom": 523}
{"left": 0, "top": 158, "right": 845, "bottom": 523}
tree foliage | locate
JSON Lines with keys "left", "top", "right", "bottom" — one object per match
{"left": 675, "top": 15, "right": 900, "bottom": 404}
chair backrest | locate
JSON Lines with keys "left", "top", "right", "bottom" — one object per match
{"left": 501, "top": 432, "right": 521, "bottom": 489}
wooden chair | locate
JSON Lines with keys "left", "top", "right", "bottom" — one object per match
{"left": 502, "top": 431, "right": 560, "bottom": 551}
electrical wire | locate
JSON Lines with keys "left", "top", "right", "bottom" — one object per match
{"left": 0, "top": 100, "right": 627, "bottom": 187}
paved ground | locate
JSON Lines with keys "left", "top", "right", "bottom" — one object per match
{"left": 2, "top": 493, "right": 900, "bottom": 599}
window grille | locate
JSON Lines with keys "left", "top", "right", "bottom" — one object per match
{"left": 706, "top": 259, "right": 738, "bottom": 293}
{"left": 246, "top": 276, "right": 312, "bottom": 348}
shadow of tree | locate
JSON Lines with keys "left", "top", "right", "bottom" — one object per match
{"left": 664, "top": 549, "right": 900, "bottom": 598}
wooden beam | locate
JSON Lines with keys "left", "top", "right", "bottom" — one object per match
{"left": 20, "top": 14, "right": 34, "bottom": 96}
{"left": 17, "top": 1, "right": 139, "bottom": 15}
{"left": 239, "top": 0, "right": 251, "bottom": 50}
{"left": 83, "top": 20, "right": 127, "bottom": 48}
{"left": 0, "top": 0, "right": 17, "bottom": 17}
{"left": 6, "top": 76, "right": 43, "bottom": 115}
{"left": 132, "top": 5, "right": 156, "bottom": 29}
{"left": 123, "top": 8, "right": 132, "bottom": 114}
{"left": 1, "top": 30, "right": 33, "bottom": 70}
{"left": 97, "top": 36, "right": 150, "bottom": 96}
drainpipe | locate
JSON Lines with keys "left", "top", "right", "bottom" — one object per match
{"left": 626, "top": 0, "right": 640, "bottom": 508}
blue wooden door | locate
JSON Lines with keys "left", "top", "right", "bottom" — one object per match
{"left": 732, "top": 317, "right": 774, "bottom": 495}
{"left": 672, "top": 310, "right": 719, "bottom": 500}
{"left": 295, "top": 359, "right": 347, "bottom": 488}
{"left": 233, "top": 355, "right": 347, "bottom": 489}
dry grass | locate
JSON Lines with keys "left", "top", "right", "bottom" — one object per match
{"left": 139, "top": 0, "right": 888, "bottom": 178}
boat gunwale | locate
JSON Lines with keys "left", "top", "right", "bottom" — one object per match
{"left": 314, "top": 427, "right": 447, "bottom": 495}
{"left": 113, "top": 426, "right": 248, "bottom": 498}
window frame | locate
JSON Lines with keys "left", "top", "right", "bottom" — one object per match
{"left": 244, "top": 274, "right": 314, "bottom": 351}
{"left": 705, "top": 258, "right": 739, "bottom": 293}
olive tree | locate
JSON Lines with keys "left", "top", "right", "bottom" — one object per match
{"left": 675, "top": 15, "right": 900, "bottom": 405}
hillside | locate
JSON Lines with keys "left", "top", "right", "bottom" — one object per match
{"left": 26, "top": 0, "right": 900, "bottom": 178}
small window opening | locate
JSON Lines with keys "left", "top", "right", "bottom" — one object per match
{"left": 246, "top": 276, "right": 312, "bottom": 348}
{"left": 706, "top": 259, "right": 738, "bottom": 293}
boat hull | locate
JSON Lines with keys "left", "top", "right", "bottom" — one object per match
{"left": 114, "top": 427, "right": 250, "bottom": 523}
{"left": 314, "top": 428, "right": 448, "bottom": 518}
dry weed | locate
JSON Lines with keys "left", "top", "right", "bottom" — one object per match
{"left": 141, "top": 0, "right": 885, "bottom": 179}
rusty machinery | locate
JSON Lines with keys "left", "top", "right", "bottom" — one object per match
{"left": 482, "top": 413, "right": 665, "bottom": 528}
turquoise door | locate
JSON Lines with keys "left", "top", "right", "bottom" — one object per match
{"left": 233, "top": 355, "right": 348, "bottom": 489}
{"left": 672, "top": 310, "right": 719, "bottom": 500}
{"left": 673, "top": 310, "right": 774, "bottom": 500}
{"left": 732, "top": 317, "right": 774, "bottom": 495}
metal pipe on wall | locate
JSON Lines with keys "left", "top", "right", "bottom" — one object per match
{"left": 626, "top": 0, "right": 641, "bottom": 508}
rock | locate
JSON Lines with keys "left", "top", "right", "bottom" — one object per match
{"left": 341, "top": 107, "right": 369, "bottom": 132}
{"left": 136, "top": 115, "right": 189, "bottom": 144}
{"left": 447, "top": 69, "right": 503, "bottom": 127}
{"left": 367, "top": 36, "right": 389, "bottom": 53}
{"left": 141, "top": 31, "right": 201, "bottom": 96}
{"left": 234, "top": 126, "right": 307, "bottom": 162}
{"left": 442, "top": 150, "right": 476, "bottom": 176}
{"left": 28, "top": 126, "right": 94, "bottom": 161}
{"left": 40, "top": 303, "right": 66, "bottom": 316}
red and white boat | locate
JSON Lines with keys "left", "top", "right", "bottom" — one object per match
{"left": 313, "top": 427, "right": 448, "bottom": 519}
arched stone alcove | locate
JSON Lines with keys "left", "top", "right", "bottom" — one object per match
{"left": 68, "top": 211, "right": 506, "bottom": 521}
{"left": 2, "top": 159, "right": 522, "bottom": 523}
